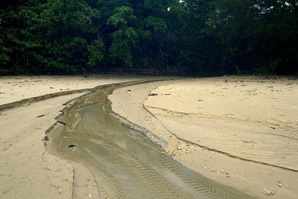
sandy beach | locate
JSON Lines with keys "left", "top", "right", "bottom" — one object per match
{"left": 1, "top": 75, "right": 297, "bottom": 198}
{"left": 109, "top": 76, "right": 298, "bottom": 199}
{"left": 0, "top": 75, "right": 143, "bottom": 198}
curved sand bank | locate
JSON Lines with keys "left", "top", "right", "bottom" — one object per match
{"left": 1, "top": 75, "right": 297, "bottom": 198}
{"left": 109, "top": 76, "right": 298, "bottom": 199}
{"left": 48, "top": 84, "right": 254, "bottom": 199}
{"left": 0, "top": 75, "right": 144, "bottom": 198}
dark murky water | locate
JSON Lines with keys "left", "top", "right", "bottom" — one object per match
{"left": 48, "top": 84, "right": 255, "bottom": 199}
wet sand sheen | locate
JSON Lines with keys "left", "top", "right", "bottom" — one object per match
{"left": 47, "top": 84, "right": 254, "bottom": 199}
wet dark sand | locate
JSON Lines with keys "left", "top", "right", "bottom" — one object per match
{"left": 47, "top": 84, "right": 255, "bottom": 199}
{"left": 1, "top": 76, "right": 297, "bottom": 198}
{"left": 109, "top": 77, "right": 298, "bottom": 198}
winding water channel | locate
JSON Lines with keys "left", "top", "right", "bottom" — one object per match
{"left": 48, "top": 83, "right": 254, "bottom": 199}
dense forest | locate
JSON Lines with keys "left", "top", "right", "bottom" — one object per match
{"left": 0, "top": 0, "right": 297, "bottom": 76}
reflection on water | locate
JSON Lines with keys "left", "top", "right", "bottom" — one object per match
{"left": 48, "top": 85, "right": 254, "bottom": 199}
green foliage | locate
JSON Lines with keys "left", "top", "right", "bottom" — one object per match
{"left": 106, "top": 5, "right": 138, "bottom": 67}
{"left": 87, "top": 38, "right": 105, "bottom": 67}
{"left": 109, "top": 27, "right": 137, "bottom": 67}
{"left": 0, "top": 35, "right": 11, "bottom": 65}
{"left": 208, "top": 0, "right": 298, "bottom": 75}
{"left": 107, "top": 6, "right": 136, "bottom": 27}
{"left": 145, "top": 16, "right": 168, "bottom": 32}
{"left": 70, "top": 37, "right": 88, "bottom": 66}
{"left": 0, "top": 0, "right": 297, "bottom": 75}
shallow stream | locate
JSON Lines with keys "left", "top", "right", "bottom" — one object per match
{"left": 48, "top": 83, "right": 254, "bottom": 199}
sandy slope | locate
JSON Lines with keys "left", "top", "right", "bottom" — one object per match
{"left": 0, "top": 75, "right": 142, "bottom": 199}
{"left": 109, "top": 76, "right": 298, "bottom": 199}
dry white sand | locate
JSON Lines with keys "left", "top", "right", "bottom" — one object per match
{"left": 1, "top": 75, "right": 297, "bottom": 199}
{"left": 109, "top": 76, "right": 298, "bottom": 199}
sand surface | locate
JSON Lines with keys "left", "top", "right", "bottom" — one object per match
{"left": 0, "top": 75, "right": 143, "bottom": 198}
{"left": 1, "top": 75, "right": 297, "bottom": 199}
{"left": 109, "top": 76, "right": 298, "bottom": 199}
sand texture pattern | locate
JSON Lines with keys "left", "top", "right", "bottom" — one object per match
{"left": 0, "top": 75, "right": 142, "bottom": 198}
{"left": 0, "top": 75, "right": 297, "bottom": 199}
{"left": 109, "top": 76, "right": 298, "bottom": 199}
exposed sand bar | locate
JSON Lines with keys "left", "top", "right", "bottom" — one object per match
{"left": 1, "top": 75, "right": 297, "bottom": 198}
{"left": 0, "top": 75, "right": 145, "bottom": 198}
{"left": 109, "top": 76, "right": 298, "bottom": 199}
{"left": 48, "top": 84, "right": 254, "bottom": 199}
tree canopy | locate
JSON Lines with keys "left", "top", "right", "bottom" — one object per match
{"left": 0, "top": 0, "right": 297, "bottom": 75}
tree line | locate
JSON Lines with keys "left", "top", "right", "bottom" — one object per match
{"left": 0, "top": 0, "right": 297, "bottom": 75}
